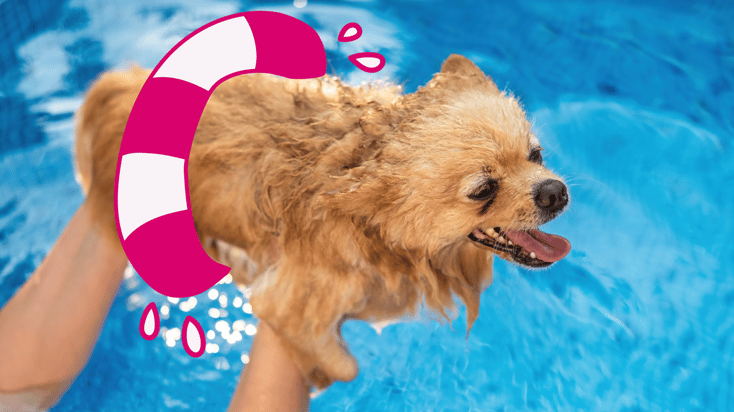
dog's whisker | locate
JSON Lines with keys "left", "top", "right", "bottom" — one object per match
{"left": 564, "top": 176, "right": 612, "bottom": 191}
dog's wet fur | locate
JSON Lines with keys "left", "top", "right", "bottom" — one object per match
{"left": 75, "top": 55, "right": 569, "bottom": 387}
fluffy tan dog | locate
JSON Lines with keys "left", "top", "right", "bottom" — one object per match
{"left": 74, "top": 54, "right": 571, "bottom": 388}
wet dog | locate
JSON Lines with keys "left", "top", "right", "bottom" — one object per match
{"left": 75, "top": 54, "right": 570, "bottom": 388}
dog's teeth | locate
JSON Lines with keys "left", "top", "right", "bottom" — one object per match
{"left": 508, "top": 240, "right": 513, "bottom": 246}
{"left": 498, "top": 236, "right": 506, "bottom": 243}
{"left": 530, "top": 252, "right": 536, "bottom": 259}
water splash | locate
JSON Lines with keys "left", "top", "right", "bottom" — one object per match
{"left": 348, "top": 52, "right": 386, "bottom": 73}
{"left": 182, "top": 316, "right": 206, "bottom": 358}
{"left": 139, "top": 302, "right": 160, "bottom": 340}
{"left": 338, "top": 22, "right": 362, "bottom": 42}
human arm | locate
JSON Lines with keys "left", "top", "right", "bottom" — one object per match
{"left": 0, "top": 200, "right": 128, "bottom": 409}
{"left": 227, "top": 321, "right": 311, "bottom": 412}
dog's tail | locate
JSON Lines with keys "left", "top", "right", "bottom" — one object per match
{"left": 74, "top": 66, "right": 150, "bottom": 244}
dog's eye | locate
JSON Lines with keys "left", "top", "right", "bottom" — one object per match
{"left": 528, "top": 148, "right": 543, "bottom": 165}
{"left": 469, "top": 179, "right": 498, "bottom": 201}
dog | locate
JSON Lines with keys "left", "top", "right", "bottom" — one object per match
{"left": 74, "top": 54, "right": 571, "bottom": 388}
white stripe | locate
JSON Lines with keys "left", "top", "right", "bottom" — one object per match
{"left": 154, "top": 16, "right": 257, "bottom": 90}
{"left": 118, "top": 153, "right": 188, "bottom": 239}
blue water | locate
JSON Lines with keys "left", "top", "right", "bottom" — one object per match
{"left": 1, "top": 0, "right": 732, "bottom": 410}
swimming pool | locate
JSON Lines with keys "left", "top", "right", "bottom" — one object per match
{"left": 1, "top": 0, "right": 732, "bottom": 410}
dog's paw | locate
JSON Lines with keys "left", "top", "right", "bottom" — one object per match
{"left": 303, "top": 350, "right": 358, "bottom": 388}
{"left": 319, "top": 345, "right": 359, "bottom": 383}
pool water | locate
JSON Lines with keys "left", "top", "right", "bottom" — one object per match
{"left": 1, "top": 0, "right": 732, "bottom": 410}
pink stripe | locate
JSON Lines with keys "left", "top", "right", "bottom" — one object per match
{"left": 123, "top": 210, "right": 230, "bottom": 298}
{"left": 246, "top": 11, "right": 326, "bottom": 80}
{"left": 120, "top": 78, "right": 209, "bottom": 158}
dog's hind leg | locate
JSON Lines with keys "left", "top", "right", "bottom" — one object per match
{"left": 248, "top": 259, "right": 366, "bottom": 388}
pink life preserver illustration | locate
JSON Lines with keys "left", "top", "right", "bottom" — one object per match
{"left": 115, "top": 11, "right": 327, "bottom": 299}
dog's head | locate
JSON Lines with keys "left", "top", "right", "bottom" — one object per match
{"left": 409, "top": 55, "right": 571, "bottom": 269}
{"left": 322, "top": 55, "right": 570, "bottom": 270}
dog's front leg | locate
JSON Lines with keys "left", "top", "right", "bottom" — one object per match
{"left": 248, "top": 259, "right": 366, "bottom": 388}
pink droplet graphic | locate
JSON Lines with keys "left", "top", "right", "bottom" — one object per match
{"left": 338, "top": 22, "right": 362, "bottom": 42}
{"left": 182, "top": 316, "right": 206, "bottom": 358}
{"left": 348, "top": 52, "right": 386, "bottom": 73}
{"left": 139, "top": 302, "right": 160, "bottom": 341}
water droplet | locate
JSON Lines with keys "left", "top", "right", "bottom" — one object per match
{"left": 139, "top": 302, "right": 160, "bottom": 341}
{"left": 348, "top": 52, "right": 386, "bottom": 73}
{"left": 165, "top": 327, "right": 181, "bottom": 341}
{"left": 182, "top": 316, "right": 206, "bottom": 358}
{"left": 233, "top": 320, "right": 246, "bottom": 331}
{"left": 244, "top": 324, "right": 258, "bottom": 336}
{"left": 215, "top": 320, "right": 230, "bottom": 332}
{"left": 206, "top": 343, "right": 220, "bottom": 354}
{"left": 338, "top": 22, "right": 362, "bottom": 43}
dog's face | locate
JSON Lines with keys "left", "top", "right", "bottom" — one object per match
{"left": 406, "top": 88, "right": 570, "bottom": 268}
{"left": 330, "top": 55, "right": 570, "bottom": 269}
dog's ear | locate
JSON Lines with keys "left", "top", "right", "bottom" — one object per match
{"left": 423, "top": 54, "right": 500, "bottom": 95}
{"left": 440, "top": 54, "right": 485, "bottom": 77}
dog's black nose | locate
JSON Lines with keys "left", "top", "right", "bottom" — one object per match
{"left": 533, "top": 179, "right": 568, "bottom": 213}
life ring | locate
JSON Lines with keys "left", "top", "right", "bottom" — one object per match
{"left": 115, "top": 11, "right": 326, "bottom": 298}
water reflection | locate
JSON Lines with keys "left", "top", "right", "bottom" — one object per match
{"left": 160, "top": 303, "right": 170, "bottom": 320}
{"left": 179, "top": 296, "right": 197, "bottom": 312}
{"left": 205, "top": 343, "right": 219, "bottom": 354}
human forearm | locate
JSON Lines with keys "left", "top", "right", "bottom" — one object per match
{"left": 228, "top": 322, "right": 310, "bottom": 412}
{"left": 0, "top": 201, "right": 127, "bottom": 402}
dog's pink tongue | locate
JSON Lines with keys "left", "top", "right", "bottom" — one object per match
{"left": 504, "top": 229, "right": 571, "bottom": 262}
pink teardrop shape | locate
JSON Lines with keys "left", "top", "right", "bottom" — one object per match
{"left": 182, "top": 316, "right": 206, "bottom": 358}
{"left": 338, "top": 22, "right": 362, "bottom": 42}
{"left": 348, "top": 52, "right": 386, "bottom": 73}
{"left": 139, "top": 302, "right": 160, "bottom": 341}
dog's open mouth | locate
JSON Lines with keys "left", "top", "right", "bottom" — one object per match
{"left": 468, "top": 227, "right": 571, "bottom": 268}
